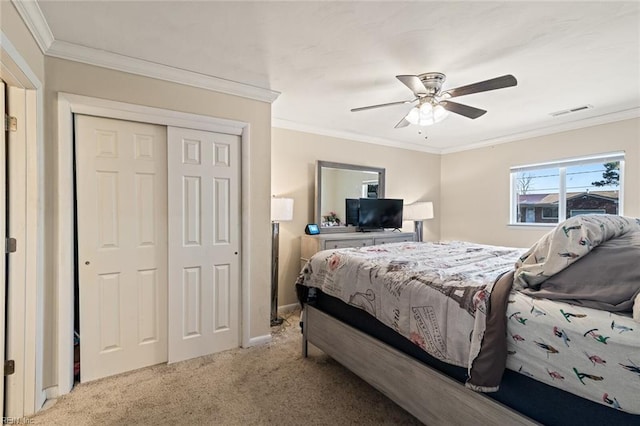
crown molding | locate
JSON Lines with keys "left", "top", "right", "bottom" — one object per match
{"left": 46, "top": 40, "right": 280, "bottom": 103}
{"left": 272, "top": 118, "right": 442, "bottom": 155}
{"left": 440, "top": 108, "right": 640, "bottom": 155}
{"left": 11, "top": 0, "right": 54, "bottom": 53}
{"left": 12, "top": 0, "right": 279, "bottom": 103}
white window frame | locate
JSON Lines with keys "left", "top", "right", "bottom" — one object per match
{"left": 510, "top": 152, "right": 625, "bottom": 226}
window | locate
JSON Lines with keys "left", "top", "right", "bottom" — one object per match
{"left": 510, "top": 153, "right": 624, "bottom": 225}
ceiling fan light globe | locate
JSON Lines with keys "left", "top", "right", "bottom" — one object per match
{"left": 433, "top": 104, "right": 449, "bottom": 123}
{"left": 405, "top": 107, "right": 421, "bottom": 125}
{"left": 418, "top": 115, "right": 435, "bottom": 126}
{"left": 418, "top": 102, "right": 433, "bottom": 114}
{"left": 405, "top": 102, "right": 449, "bottom": 127}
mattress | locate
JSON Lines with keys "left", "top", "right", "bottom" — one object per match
{"left": 506, "top": 290, "right": 640, "bottom": 414}
{"left": 306, "top": 289, "right": 640, "bottom": 426}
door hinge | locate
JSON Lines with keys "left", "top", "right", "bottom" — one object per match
{"left": 4, "top": 114, "right": 17, "bottom": 132}
{"left": 6, "top": 237, "right": 17, "bottom": 253}
{"left": 4, "top": 360, "right": 15, "bottom": 376}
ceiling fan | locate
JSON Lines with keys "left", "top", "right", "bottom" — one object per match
{"left": 351, "top": 73, "right": 517, "bottom": 128}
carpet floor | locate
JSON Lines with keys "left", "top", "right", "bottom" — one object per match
{"left": 30, "top": 310, "right": 422, "bottom": 425}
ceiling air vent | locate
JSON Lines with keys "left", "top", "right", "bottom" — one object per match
{"left": 549, "top": 104, "right": 593, "bottom": 117}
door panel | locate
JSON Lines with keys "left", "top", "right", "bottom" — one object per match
{"left": 168, "top": 127, "right": 240, "bottom": 363}
{"left": 76, "top": 115, "right": 168, "bottom": 382}
{"left": 0, "top": 80, "right": 6, "bottom": 416}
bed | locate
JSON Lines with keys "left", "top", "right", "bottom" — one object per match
{"left": 296, "top": 215, "right": 640, "bottom": 425}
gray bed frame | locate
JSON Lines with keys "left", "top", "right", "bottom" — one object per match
{"left": 302, "top": 305, "right": 539, "bottom": 426}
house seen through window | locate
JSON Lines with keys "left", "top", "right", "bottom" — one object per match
{"left": 510, "top": 153, "right": 624, "bottom": 225}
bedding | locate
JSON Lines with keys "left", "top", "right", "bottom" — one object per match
{"left": 520, "top": 229, "right": 640, "bottom": 313}
{"left": 297, "top": 215, "right": 640, "bottom": 417}
{"left": 296, "top": 240, "right": 526, "bottom": 391}
{"left": 514, "top": 214, "right": 640, "bottom": 288}
{"left": 506, "top": 290, "right": 640, "bottom": 414}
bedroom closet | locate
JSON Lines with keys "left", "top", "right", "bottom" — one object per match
{"left": 73, "top": 115, "right": 241, "bottom": 383}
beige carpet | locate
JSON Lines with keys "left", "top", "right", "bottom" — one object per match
{"left": 31, "top": 310, "right": 421, "bottom": 425}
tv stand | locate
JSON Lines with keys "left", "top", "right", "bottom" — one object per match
{"left": 300, "top": 231, "right": 416, "bottom": 267}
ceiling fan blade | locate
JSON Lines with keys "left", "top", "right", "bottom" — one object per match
{"left": 351, "top": 99, "right": 416, "bottom": 112}
{"left": 396, "top": 75, "right": 428, "bottom": 96}
{"left": 443, "top": 74, "right": 517, "bottom": 98}
{"left": 440, "top": 101, "right": 487, "bottom": 119}
{"left": 394, "top": 117, "right": 410, "bottom": 128}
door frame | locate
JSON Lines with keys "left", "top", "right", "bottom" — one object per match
{"left": 0, "top": 31, "right": 46, "bottom": 416}
{"left": 56, "top": 93, "right": 253, "bottom": 396}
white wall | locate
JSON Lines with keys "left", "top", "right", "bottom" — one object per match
{"left": 272, "top": 127, "right": 441, "bottom": 306}
{"left": 440, "top": 118, "right": 640, "bottom": 248}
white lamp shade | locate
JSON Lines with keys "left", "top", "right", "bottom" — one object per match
{"left": 271, "top": 197, "right": 294, "bottom": 222}
{"left": 403, "top": 201, "right": 434, "bottom": 221}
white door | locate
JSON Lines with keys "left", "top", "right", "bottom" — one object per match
{"left": 76, "top": 115, "right": 168, "bottom": 382}
{"left": 167, "top": 127, "right": 240, "bottom": 363}
{"left": 0, "top": 81, "right": 6, "bottom": 414}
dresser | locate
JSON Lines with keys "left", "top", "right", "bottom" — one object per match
{"left": 300, "top": 231, "right": 416, "bottom": 267}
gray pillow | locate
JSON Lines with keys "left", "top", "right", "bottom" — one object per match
{"left": 521, "top": 230, "right": 640, "bottom": 312}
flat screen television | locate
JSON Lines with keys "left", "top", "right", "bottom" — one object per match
{"left": 358, "top": 198, "right": 403, "bottom": 230}
{"left": 345, "top": 198, "right": 360, "bottom": 226}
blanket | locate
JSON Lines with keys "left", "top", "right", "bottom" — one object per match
{"left": 514, "top": 214, "right": 640, "bottom": 321}
{"left": 296, "top": 241, "right": 526, "bottom": 391}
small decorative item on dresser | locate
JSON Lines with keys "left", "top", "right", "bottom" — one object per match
{"left": 323, "top": 211, "right": 341, "bottom": 226}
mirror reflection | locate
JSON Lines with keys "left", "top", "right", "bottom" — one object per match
{"left": 316, "top": 161, "right": 385, "bottom": 229}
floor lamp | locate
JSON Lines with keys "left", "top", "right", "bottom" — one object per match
{"left": 404, "top": 201, "right": 434, "bottom": 242}
{"left": 271, "top": 197, "right": 294, "bottom": 326}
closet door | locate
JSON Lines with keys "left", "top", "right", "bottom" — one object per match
{"left": 167, "top": 127, "right": 240, "bottom": 363}
{"left": 76, "top": 115, "right": 168, "bottom": 382}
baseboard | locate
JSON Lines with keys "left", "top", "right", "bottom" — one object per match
{"left": 278, "top": 303, "right": 300, "bottom": 315}
{"left": 44, "top": 386, "right": 59, "bottom": 400}
{"left": 246, "top": 334, "right": 272, "bottom": 347}
{"left": 35, "top": 386, "right": 60, "bottom": 413}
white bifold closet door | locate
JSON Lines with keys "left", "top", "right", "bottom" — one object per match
{"left": 76, "top": 116, "right": 241, "bottom": 381}
{"left": 76, "top": 115, "right": 168, "bottom": 382}
{"left": 167, "top": 127, "right": 241, "bottom": 363}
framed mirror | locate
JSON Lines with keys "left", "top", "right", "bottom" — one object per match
{"left": 315, "top": 161, "right": 385, "bottom": 232}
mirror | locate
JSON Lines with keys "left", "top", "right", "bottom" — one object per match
{"left": 315, "top": 161, "right": 385, "bottom": 231}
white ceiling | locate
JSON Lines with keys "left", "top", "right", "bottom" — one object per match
{"left": 32, "top": 1, "right": 640, "bottom": 153}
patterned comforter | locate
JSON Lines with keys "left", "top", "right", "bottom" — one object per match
{"left": 296, "top": 240, "right": 526, "bottom": 390}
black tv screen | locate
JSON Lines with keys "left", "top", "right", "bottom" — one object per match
{"left": 345, "top": 199, "right": 360, "bottom": 226}
{"left": 358, "top": 198, "right": 403, "bottom": 230}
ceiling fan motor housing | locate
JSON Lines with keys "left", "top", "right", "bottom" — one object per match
{"left": 417, "top": 72, "right": 446, "bottom": 95}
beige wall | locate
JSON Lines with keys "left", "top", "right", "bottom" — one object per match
{"left": 272, "top": 128, "right": 441, "bottom": 307}
{"left": 441, "top": 118, "right": 640, "bottom": 248}
{"left": 1, "top": 2, "right": 45, "bottom": 83}
{"left": 43, "top": 57, "right": 273, "bottom": 387}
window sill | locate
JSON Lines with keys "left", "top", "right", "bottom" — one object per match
{"left": 508, "top": 223, "right": 556, "bottom": 228}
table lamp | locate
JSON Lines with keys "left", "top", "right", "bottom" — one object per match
{"left": 403, "top": 201, "right": 434, "bottom": 242}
